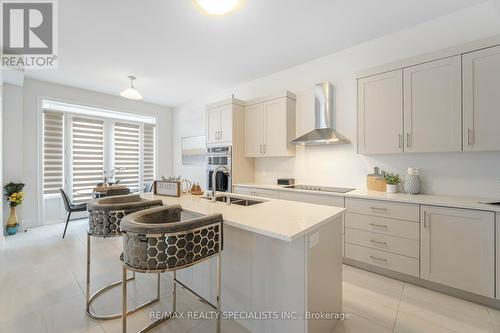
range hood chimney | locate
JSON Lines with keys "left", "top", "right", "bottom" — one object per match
{"left": 291, "top": 82, "right": 350, "bottom": 146}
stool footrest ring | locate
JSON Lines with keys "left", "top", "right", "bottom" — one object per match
{"left": 86, "top": 274, "right": 160, "bottom": 320}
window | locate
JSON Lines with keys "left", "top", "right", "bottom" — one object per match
{"left": 143, "top": 124, "right": 155, "bottom": 184}
{"left": 113, "top": 122, "right": 140, "bottom": 193}
{"left": 41, "top": 101, "right": 156, "bottom": 202}
{"left": 42, "top": 111, "right": 64, "bottom": 195}
{"left": 71, "top": 117, "right": 105, "bottom": 203}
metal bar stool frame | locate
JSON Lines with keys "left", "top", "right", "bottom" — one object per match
{"left": 120, "top": 206, "right": 223, "bottom": 333}
{"left": 86, "top": 195, "right": 163, "bottom": 320}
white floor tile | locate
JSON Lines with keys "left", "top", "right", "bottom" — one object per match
{"left": 43, "top": 295, "right": 100, "bottom": 333}
{"left": 395, "top": 311, "right": 459, "bottom": 333}
{"left": 332, "top": 313, "right": 392, "bottom": 333}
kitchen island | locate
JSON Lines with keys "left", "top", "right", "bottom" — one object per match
{"left": 141, "top": 192, "right": 345, "bottom": 333}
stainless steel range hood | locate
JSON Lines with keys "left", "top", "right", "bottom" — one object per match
{"left": 291, "top": 82, "right": 350, "bottom": 146}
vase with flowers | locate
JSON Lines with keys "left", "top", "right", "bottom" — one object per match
{"left": 4, "top": 182, "right": 25, "bottom": 235}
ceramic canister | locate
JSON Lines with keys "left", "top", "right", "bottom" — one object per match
{"left": 404, "top": 168, "right": 420, "bottom": 195}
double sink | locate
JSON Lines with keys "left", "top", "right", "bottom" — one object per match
{"left": 203, "top": 194, "right": 264, "bottom": 206}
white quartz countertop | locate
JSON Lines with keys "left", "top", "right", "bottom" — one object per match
{"left": 234, "top": 183, "right": 500, "bottom": 213}
{"left": 141, "top": 192, "right": 345, "bottom": 242}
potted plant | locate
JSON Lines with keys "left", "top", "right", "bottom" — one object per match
{"left": 384, "top": 173, "right": 400, "bottom": 193}
{"left": 4, "top": 182, "right": 25, "bottom": 235}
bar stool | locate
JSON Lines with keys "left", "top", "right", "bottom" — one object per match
{"left": 86, "top": 194, "right": 163, "bottom": 320}
{"left": 120, "top": 205, "right": 223, "bottom": 333}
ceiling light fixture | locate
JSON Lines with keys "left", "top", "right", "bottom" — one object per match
{"left": 120, "top": 76, "right": 143, "bottom": 100}
{"left": 196, "top": 0, "right": 240, "bottom": 15}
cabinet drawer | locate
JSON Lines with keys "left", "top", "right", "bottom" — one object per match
{"left": 254, "top": 189, "right": 280, "bottom": 199}
{"left": 345, "top": 228, "right": 419, "bottom": 258}
{"left": 279, "top": 191, "right": 344, "bottom": 207}
{"left": 345, "top": 198, "right": 419, "bottom": 222}
{"left": 345, "top": 212, "right": 419, "bottom": 240}
{"left": 234, "top": 187, "right": 280, "bottom": 199}
{"left": 345, "top": 243, "right": 419, "bottom": 277}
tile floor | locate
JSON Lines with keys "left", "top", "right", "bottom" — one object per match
{"left": 1, "top": 219, "right": 499, "bottom": 333}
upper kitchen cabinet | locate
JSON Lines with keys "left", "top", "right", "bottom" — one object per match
{"left": 463, "top": 45, "right": 500, "bottom": 151}
{"left": 244, "top": 92, "right": 296, "bottom": 157}
{"left": 358, "top": 70, "right": 403, "bottom": 154}
{"left": 206, "top": 98, "right": 244, "bottom": 145}
{"left": 403, "top": 56, "right": 462, "bottom": 153}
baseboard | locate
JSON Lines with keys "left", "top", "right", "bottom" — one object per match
{"left": 343, "top": 257, "right": 500, "bottom": 310}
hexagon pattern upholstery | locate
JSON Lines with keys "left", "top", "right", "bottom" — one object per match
{"left": 123, "top": 224, "right": 221, "bottom": 271}
{"left": 121, "top": 205, "right": 223, "bottom": 272}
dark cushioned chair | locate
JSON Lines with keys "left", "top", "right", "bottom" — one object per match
{"left": 60, "top": 188, "right": 87, "bottom": 239}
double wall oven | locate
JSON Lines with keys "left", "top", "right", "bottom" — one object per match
{"left": 207, "top": 146, "right": 232, "bottom": 192}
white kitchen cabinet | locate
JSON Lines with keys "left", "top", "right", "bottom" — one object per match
{"left": 244, "top": 103, "right": 264, "bottom": 157}
{"left": 420, "top": 205, "right": 494, "bottom": 297}
{"left": 279, "top": 191, "right": 344, "bottom": 208}
{"left": 207, "top": 103, "right": 233, "bottom": 144}
{"left": 357, "top": 70, "right": 403, "bottom": 154}
{"left": 496, "top": 213, "right": 500, "bottom": 299}
{"left": 233, "top": 186, "right": 280, "bottom": 199}
{"left": 403, "top": 56, "right": 462, "bottom": 152}
{"left": 244, "top": 93, "right": 296, "bottom": 158}
{"left": 463, "top": 45, "right": 500, "bottom": 151}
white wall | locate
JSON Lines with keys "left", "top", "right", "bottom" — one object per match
{"left": 173, "top": 1, "right": 500, "bottom": 198}
{"left": 2, "top": 78, "right": 173, "bottom": 228}
{"left": 0, "top": 71, "right": 4, "bottom": 245}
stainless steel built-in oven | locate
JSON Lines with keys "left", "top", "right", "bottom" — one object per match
{"left": 207, "top": 146, "right": 232, "bottom": 192}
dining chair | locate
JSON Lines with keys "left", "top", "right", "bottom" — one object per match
{"left": 143, "top": 181, "right": 154, "bottom": 193}
{"left": 60, "top": 188, "right": 88, "bottom": 239}
{"left": 105, "top": 187, "right": 131, "bottom": 196}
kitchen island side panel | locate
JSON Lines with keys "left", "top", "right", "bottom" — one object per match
{"left": 176, "top": 222, "right": 308, "bottom": 332}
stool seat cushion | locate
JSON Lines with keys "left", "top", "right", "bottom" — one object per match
{"left": 87, "top": 194, "right": 163, "bottom": 237}
{"left": 121, "top": 205, "right": 222, "bottom": 234}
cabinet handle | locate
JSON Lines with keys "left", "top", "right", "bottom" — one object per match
{"left": 370, "top": 206, "right": 388, "bottom": 212}
{"left": 259, "top": 144, "right": 262, "bottom": 154}
{"left": 369, "top": 223, "right": 388, "bottom": 229}
{"left": 423, "top": 211, "right": 427, "bottom": 228}
{"left": 399, "top": 134, "right": 403, "bottom": 149}
{"left": 406, "top": 133, "right": 411, "bottom": 148}
{"left": 370, "top": 239, "right": 388, "bottom": 246}
{"left": 369, "top": 256, "right": 388, "bottom": 263}
{"left": 263, "top": 144, "right": 266, "bottom": 154}
{"left": 467, "top": 128, "right": 474, "bottom": 146}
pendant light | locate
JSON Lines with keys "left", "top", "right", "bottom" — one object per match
{"left": 120, "top": 76, "right": 143, "bottom": 100}
{"left": 196, "top": 0, "right": 240, "bottom": 15}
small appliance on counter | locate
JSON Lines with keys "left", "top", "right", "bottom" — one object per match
{"left": 277, "top": 178, "right": 295, "bottom": 186}
{"left": 404, "top": 167, "right": 421, "bottom": 194}
{"left": 367, "top": 167, "right": 386, "bottom": 192}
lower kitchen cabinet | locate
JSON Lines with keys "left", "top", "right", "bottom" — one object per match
{"left": 233, "top": 186, "right": 281, "bottom": 199}
{"left": 420, "top": 205, "right": 494, "bottom": 298}
{"left": 497, "top": 213, "right": 500, "bottom": 300}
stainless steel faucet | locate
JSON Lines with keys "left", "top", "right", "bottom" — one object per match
{"left": 211, "top": 165, "right": 230, "bottom": 202}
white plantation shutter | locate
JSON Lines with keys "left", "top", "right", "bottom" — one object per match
{"left": 43, "top": 111, "right": 64, "bottom": 195}
{"left": 72, "top": 117, "right": 105, "bottom": 203}
{"left": 143, "top": 124, "right": 155, "bottom": 183}
{"left": 114, "top": 122, "right": 140, "bottom": 192}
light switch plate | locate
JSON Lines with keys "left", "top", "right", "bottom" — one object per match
{"left": 309, "top": 232, "right": 320, "bottom": 248}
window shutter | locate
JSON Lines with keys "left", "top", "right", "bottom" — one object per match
{"left": 72, "top": 117, "right": 104, "bottom": 203}
{"left": 114, "top": 122, "right": 140, "bottom": 192}
{"left": 43, "top": 111, "right": 64, "bottom": 195}
{"left": 143, "top": 124, "right": 155, "bottom": 183}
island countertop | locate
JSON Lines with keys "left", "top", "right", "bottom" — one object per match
{"left": 141, "top": 192, "right": 345, "bottom": 242}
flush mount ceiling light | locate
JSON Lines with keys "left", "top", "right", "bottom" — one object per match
{"left": 195, "top": 0, "right": 240, "bottom": 15}
{"left": 120, "top": 76, "right": 143, "bottom": 100}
